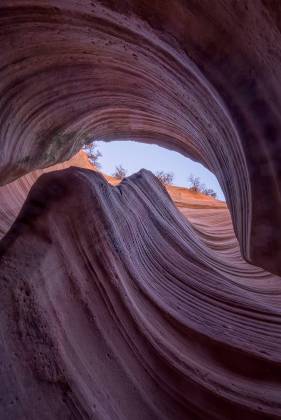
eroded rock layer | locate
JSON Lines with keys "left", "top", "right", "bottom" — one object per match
{"left": 1, "top": 167, "right": 281, "bottom": 419}
{"left": 1, "top": 1, "right": 281, "bottom": 419}
{"left": 1, "top": 1, "right": 281, "bottom": 273}
{"left": 0, "top": 151, "right": 94, "bottom": 239}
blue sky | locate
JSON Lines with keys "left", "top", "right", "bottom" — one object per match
{"left": 96, "top": 141, "right": 225, "bottom": 200}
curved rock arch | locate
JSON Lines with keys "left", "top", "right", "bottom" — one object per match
{"left": 1, "top": 1, "right": 281, "bottom": 274}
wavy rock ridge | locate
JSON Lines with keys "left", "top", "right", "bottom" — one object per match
{"left": 1, "top": 167, "right": 281, "bottom": 420}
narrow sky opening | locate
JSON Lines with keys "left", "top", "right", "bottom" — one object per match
{"left": 96, "top": 140, "right": 225, "bottom": 200}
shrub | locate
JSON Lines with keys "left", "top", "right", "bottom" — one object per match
{"left": 188, "top": 174, "right": 202, "bottom": 192}
{"left": 188, "top": 174, "right": 217, "bottom": 198}
{"left": 155, "top": 170, "right": 174, "bottom": 185}
{"left": 202, "top": 187, "right": 217, "bottom": 199}
{"left": 112, "top": 165, "right": 127, "bottom": 179}
{"left": 83, "top": 142, "right": 102, "bottom": 168}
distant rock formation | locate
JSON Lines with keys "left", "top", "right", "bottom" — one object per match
{"left": 0, "top": 151, "right": 94, "bottom": 239}
{"left": 0, "top": 150, "right": 225, "bottom": 239}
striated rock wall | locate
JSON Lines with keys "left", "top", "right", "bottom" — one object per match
{"left": 1, "top": 1, "right": 281, "bottom": 419}
{"left": 1, "top": 167, "right": 280, "bottom": 419}
{"left": 1, "top": 1, "right": 281, "bottom": 273}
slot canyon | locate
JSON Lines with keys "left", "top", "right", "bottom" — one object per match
{"left": 0, "top": 1, "right": 281, "bottom": 419}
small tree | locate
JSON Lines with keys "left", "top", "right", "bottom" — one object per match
{"left": 202, "top": 187, "right": 217, "bottom": 199}
{"left": 112, "top": 165, "right": 127, "bottom": 179}
{"left": 83, "top": 142, "right": 102, "bottom": 168}
{"left": 188, "top": 174, "right": 202, "bottom": 192}
{"left": 188, "top": 174, "right": 217, "bottom": 198}
{"left": 155, "top": 171, "right": 174, "bottom": 185}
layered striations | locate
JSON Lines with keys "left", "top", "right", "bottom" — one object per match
{"left": 1, "top": 1, "right": 281, "bottom": 419}
{"left": 1, "top": 1, "right": 281, "bottom": 272}
{"left": 1, "top": 167, "right": 281, "bottom": 420}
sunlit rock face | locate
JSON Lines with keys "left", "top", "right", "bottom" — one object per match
{"left": 0, "top": 151, "right": 93, "bottom": 239}
{"left": 1, "top": 1, "right": 281, "bottom": 419}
